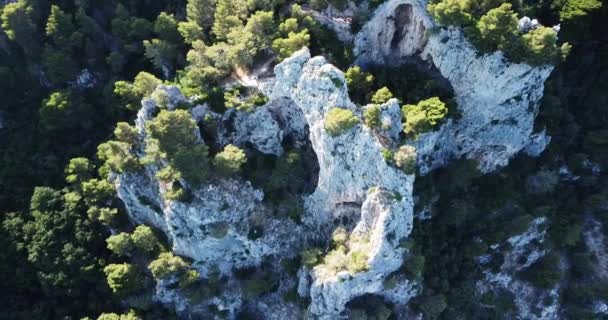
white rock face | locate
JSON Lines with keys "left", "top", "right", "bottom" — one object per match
{"left": 355, "top": 0, "right": 554, "bottom": 174}
{"left": 114, "top": 88, "right": 304, "bottom": 318}
{"left": 477, "top": 217, "right": 563, "bottom": 320}
{"left": 269, "top": 48, "right": 417, "bottom": 318}
{"left": 217, "top": 97, "right": 309, "bottom": 155}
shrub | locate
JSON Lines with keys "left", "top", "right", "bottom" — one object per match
{"left": 106, "top": 233, "right": 133, "bottom": 257}
{"left": 382, "top": 148, "right": 394, "bottom": 162}
{"left": 213, "top": 144, "right": 247, "bottom": 176}
{"left": 371, "top": 87, "right": 394, "bottom": 105}
{"left": 394, "top": 145, "right": 417, "bottom": 173}
{"left": 178, "top": 269, "right": 200, "bottom": 289}
{"left": 301, "top": 248, "right": 323, "bottom": 267}
{"left": 103, "top": 263, "right": 143, "bottom": 295}
{"left": 402, "top": 97, "right": 448, "bottom": 137}
{"left": 345, "top": 66, "right": 374, "bottom": 103}
{"left": 347, "top": 250, "right": 370, "bottom": 273}
{"left": 325, "top": 107, "right": 359, "bottom": 136}
{"left": 475, "top": 3, "right": 519, "bottom": 52}
{"left": 65, "top": 157, "right": 93, "bottom": 185}
{"left": 364, "top": 104, "right": 382, "bottom": 129}
{"left": 148, "top": 252, "right": 189, "bottom": 280}
{"left": 518, "top": 27, "right": 561, "bottom": 66}
{"left": 332, "top": 227, "right": 348, "bottom": 247}
{"left": 132, "top": 225, "right": 160, "bottom": 255}
{"left": 428, "top": 0, "right": 474, "bottom": 26}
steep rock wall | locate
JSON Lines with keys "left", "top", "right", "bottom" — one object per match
{"left": 355, "top": 0, "right": 553, "bottom": 173}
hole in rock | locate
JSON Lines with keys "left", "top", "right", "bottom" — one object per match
{"left": 239, "top": 99, "right": 319, "bottom": 222}
{"left": 391, "top": 4, "right": 415, "bottom": 50}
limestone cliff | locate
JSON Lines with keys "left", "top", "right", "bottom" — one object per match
{"left": 112, "top": 0, "right": 558, "bottom": 318}
{"left": 355, "top": 0, "right": 553, "bottom": 173}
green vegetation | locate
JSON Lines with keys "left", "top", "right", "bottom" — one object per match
{"left": 107, "top": 233, "right": 134, "bottom": 257}
{"left": 0, "top": 0, "right": 605, "bottom": 318}
{"left": 300, "top": 248, "right": 323, "bottom": 268}
{"left": 104, "top": 263, "right": 144, "bottom": 295}
{"left": 148, "top": 252, "right": 189, "bottom": 280}
{"left": 364, "top": 104, "right": 382, "bottom": 129}
{"left": 428, "top": 0, "right": 571, "bottom": 65}
{"left": 324, "top": 107, "right": 360, "bottom": 136}
{"left": 370, "top": 87, "right": 394, "bottom": 105}
{"left": 402, "top": 97, "right": 448, "bottom": 137}
{"left": 394, "top": 145, "right": 417, "bottom": 174}
{"left": 213, "top": 144, "right": 248, "bottom": 177}
{"left": 146, "top": 109, "right": 210, "bottom": 187}
{"left": 345, "top": 66, "right": 375, "bottom": 103}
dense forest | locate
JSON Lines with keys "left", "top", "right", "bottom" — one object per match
{"left": 0, "top": 0, "right": 606, "bottom": 319}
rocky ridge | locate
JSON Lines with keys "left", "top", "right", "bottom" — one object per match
{"left": 112, "top": 0, "right": 558, "bottom": 318}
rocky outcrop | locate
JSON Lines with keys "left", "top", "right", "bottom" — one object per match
{"left": 217, "top": 97, "right": 309, "bottom": 155}
{"left": 476, "top": 217, "right": 563, "bottom": 319}
{"left": 355, "top": 0, "right": 554, "bottom": 174}
{"left": 268, "top": 48, "right": 417, "bottom": 318}
{"left": 114, "top": 87, "right": 305, "bottom": 318}
{"left": 114, "top": 1, "right": 558, "bottom": 317}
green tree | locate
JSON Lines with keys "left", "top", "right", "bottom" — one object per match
{"left": 106, "top": 233, "right": 133, "bottom": 257}
{"left": 97, "top": 311, "right": 141, "bottom": 320}
{"left": 146, "top": 110, "right": 198, "bottom": 156}
{"left": 144, "top": 38, "right": 178, "bottom": 74}
{"left": 371, "top": 87, "right": 394, "bottom": 104}
{"left": 146, "top": 110, "right": 210, "bottom": 185}
{"left": 42, "top": 47, "right": 79, "bottom": 85}
{"left": 519, "top": 27, "right": 561, "bottom": 66}
{"left": 213, "top": 144, "right": 247, "bottom": 176}
{"left": 1, "top": 0, "right": 40, "bottom": 56}
{"left": 364, "top": 104, "right": 382, "bottom": 129}
{"left": 40, "top": 90, "right": 91, "bottom": 131}
{"left": 148, "top": 252, "right": 189, "bottom": 280}
{"left": 132, "top": 225, "right": 160, "bottom": 255}
{"left": 178, "top": 21, "right": 204, "bottom": 44}
{"left": 213, "top": 0, "right": 249, "bottom": 40}
{"left": 272, "top": 29, "right": 310, "bottom": 60}
{"left": 65, "top": 157, "right": 93, "bottom": 185}
{"left": 114, "top": 122, "right": 139, "bottom": 145}
{"left": 103, "top": 263, "right": 143, "bottom": 295}
{"left": 46, "top": 5, "right": 78, "bottom": 48}
{"left": 475, "top": 3, "right": 518, "bottom": 52}
{"left": 111, "top": 4, "right": 152, "bottom": 53}
{"left": 428, "top": 0, "right": 474, "bottom": 26}
{"left": 81, "top": 178, "right": 114, "bottom": 207}
{"left": 22, "top": 187, "right": 107, "bottom": 292}
{"left": 324, "top": 107, "right": 359, "bottom": 136}
{"left": 558, "top": 0, "right": 602, "bottom": 21}
{"left": 114, "top": 72, "right": 162, "bottom": 111}
{"left": 187, "top": 0, "right": 217, "bottom": 28}
{"left": 97, "top": 140, "right": 140, "bottom": 173}
{"left": 154, "top": 12, "right": 181, "bottom": 44}
{"left": 402, "top": 97, "right": 448, "bottom": 137}
{"left": 345, "top": 66, "right": 374, "bottom": 103}
{"left": 88, "top": 206, "right": 119, "bottom": 225}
